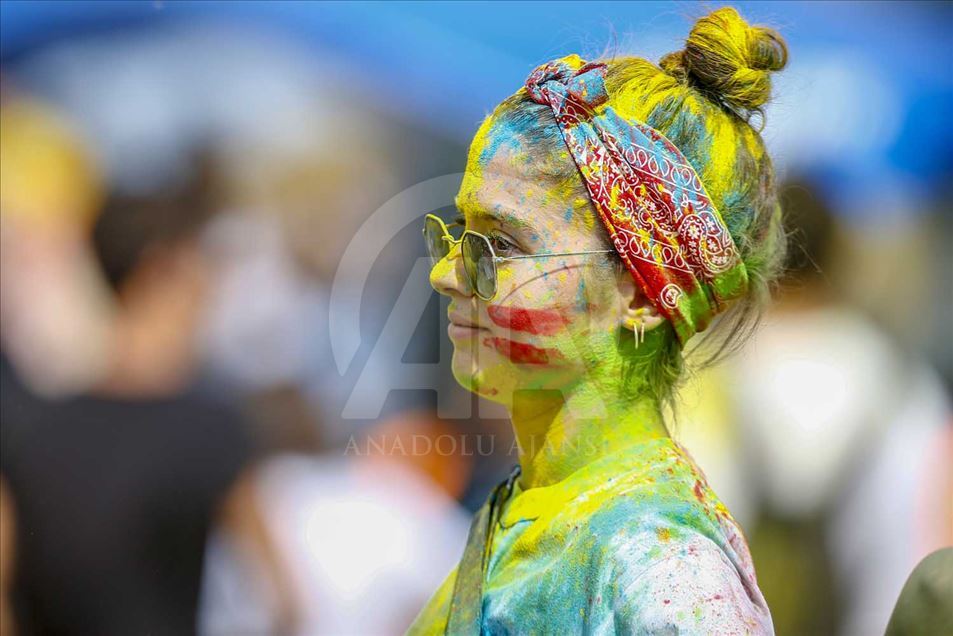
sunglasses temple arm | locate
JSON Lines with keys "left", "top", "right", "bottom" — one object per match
{"left": 495, "top": 249, "right": 615, "bottom": 262}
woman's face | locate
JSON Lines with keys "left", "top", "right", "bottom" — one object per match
{"left": 430, "top": 117, "right": 630, "bottom": 405}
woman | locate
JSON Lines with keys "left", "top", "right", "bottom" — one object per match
{"left": 412, "top": 7, "right": 787, "bottom": 635}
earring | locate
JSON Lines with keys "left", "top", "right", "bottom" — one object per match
{"left": 633, "top": 320, "right": 646, "bottom": 350}
{"left": 631, "top": 308, "right": 646, "bottom": 351}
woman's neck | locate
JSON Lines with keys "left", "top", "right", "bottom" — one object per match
{"left": 509, "top": 378, "right": 668, "bottom": 489}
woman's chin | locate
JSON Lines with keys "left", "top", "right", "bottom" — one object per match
{"left": 450, "top": 352, "right": 479, "bottom": 389}
{"left": 451, "top": 354, "right": 506, "bottom": 402}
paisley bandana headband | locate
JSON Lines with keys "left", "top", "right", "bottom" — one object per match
{"left": 525, "top": 54, "right": 749, "bottom": 345}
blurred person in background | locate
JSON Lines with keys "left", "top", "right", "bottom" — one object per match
{"left": 737, "top": 176, "right": 952, "bottom": 636}
{"left": 676, "top": 174, "right": 953, "bottom": 635}
{"left": 0, "top": 96, "right": 298, "bottom": 635}
{"left": 0, "top": 20, "right": 475, "bottom": 634}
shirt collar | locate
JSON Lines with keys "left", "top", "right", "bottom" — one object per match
{"left": 498, "top": 436, "right": 682, "bottom": 528}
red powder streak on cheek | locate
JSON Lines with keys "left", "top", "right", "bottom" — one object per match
{"left": 483, "top": 337, "right": 559, "bottom": 365}
{"left": 486, "top": 305, "right": 569, "bottom": 336}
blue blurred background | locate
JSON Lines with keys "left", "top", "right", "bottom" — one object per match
{"left": 1, "top": 2, "right": 950, "bottom": 635}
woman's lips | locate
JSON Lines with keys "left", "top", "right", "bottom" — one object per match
{"left": 448, "top": 313, "right": 488, "bottom": 339}
{"left": 448, "top": 321, "right": 486, "bottom": 339}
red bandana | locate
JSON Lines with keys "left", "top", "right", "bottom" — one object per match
{"left": 525, "top": 55, "right": 748, "bottom": 345}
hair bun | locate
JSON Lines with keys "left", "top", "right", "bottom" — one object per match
{"left": 661, "top": 7, "right": 788, "bottom": 114}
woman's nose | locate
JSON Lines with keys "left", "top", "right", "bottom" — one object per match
{"left": 429, "top": 241, "right": 472, "bottom": 298}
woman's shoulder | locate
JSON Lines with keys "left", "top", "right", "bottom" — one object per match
{"left": 584, "top": 439, "right": 756, "bottom": 574}
{"left": 603, "top": 526, "right": 774, "bottom": 635}
{"left": 579, "top": 442, "right": 773, "bottom": 634}
{"left": 581, "top": 438, "right": 737, "bottom": 541}
{"left": 585, "top": 499, "right": 773, "bottom": 634}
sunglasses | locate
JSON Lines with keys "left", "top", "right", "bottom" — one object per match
{"left": 423, "top": 213, "right": 614, "bottom": 301}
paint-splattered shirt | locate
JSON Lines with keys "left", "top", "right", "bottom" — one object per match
{"left": 407, "top": 437, "right": 773, "bottom": 635}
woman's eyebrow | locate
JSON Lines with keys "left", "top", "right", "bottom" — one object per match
{"left": 454, "top": 197, "right": 536, "bottom": 233}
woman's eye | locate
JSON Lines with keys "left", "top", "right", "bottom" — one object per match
{"left": 489, "top": 233, "right": 518, "bottom": 255}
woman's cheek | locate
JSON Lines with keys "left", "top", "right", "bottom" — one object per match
{"left": 481, "top": 302, "right": 597, "bottom": 367}
{"left": 487, "top": 304, "right": 569, "bottom": 336}
{"left": 480, "top": 260, "right": 604, "bottom": 368}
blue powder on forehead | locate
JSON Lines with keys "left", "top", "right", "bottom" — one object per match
{"left": 479, "top": 117, "right": 534, "bottom": 167}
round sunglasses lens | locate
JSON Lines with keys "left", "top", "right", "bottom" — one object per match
{"left": 462, "top": 233, "right": 496, "bottom": 299}
{"left": 423, "top": 218, "right": 449, "bottom": 266}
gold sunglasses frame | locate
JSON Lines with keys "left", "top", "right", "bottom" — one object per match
{"left": 423, "top": 213, "right": 613, "bottom": 301}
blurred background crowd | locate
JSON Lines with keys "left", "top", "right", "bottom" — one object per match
{"left": 0, "top": 2, "right": 950, "bottom": 635}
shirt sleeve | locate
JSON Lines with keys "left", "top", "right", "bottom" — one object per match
{"left": 611, "top": 532, "right": 774, "bottom": 636}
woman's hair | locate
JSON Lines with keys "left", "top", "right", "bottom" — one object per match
{"left": 488, "top": 6, "right": 789, "bottom": 407}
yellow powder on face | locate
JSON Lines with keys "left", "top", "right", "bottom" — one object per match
{"left": 496, "top": 265, "right": 516, "bottom": 288}
{"left": 571, "top": 198, "right": 597, "bottom": 233}
{"left": 428, "top": 251, "right": 457, "bottom": 291}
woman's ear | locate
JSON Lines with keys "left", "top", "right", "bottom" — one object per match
{"left": 616, "top": 270, "right": 665, "bottom": 335}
